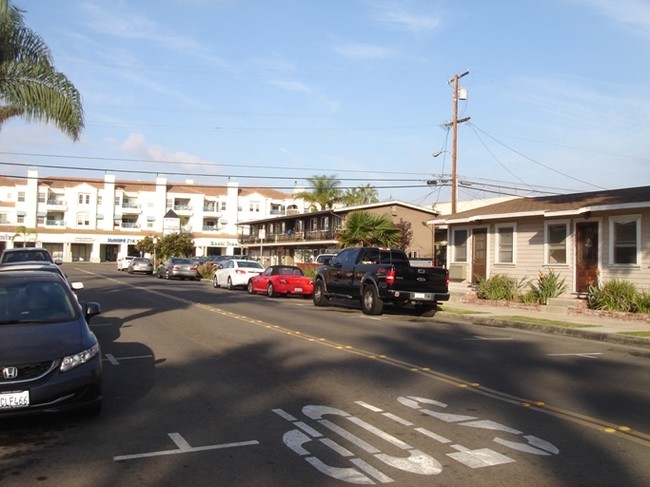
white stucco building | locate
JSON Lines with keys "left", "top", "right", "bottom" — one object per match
{"left": 0, "top": 170, "right": 306, "bottom": 262}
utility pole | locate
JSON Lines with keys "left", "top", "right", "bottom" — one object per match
{"left": 449, "top": 70, "right": 470, "bottom": 214}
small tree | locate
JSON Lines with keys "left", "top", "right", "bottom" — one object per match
{"left": 13, "top": 225, "right": 37, "bottom": 247}
{"left": 135, "top": 235, "right": 156, "bottom": 258}
{"left": 394, "top": 219, "right": 412, "bottom": 251}
{"left": 157, "top": 233, "right": 194, "bottom": 260}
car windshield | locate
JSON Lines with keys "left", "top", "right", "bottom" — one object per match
{"left": 0, "top": 280, "right": 77, "bottom": 324}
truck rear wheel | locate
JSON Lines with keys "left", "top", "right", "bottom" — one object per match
{"left": 313, "top": 280, "right": 329, "bottom": 307}
{"left": 362, "top": 285, "right": 384, "bottom": 315}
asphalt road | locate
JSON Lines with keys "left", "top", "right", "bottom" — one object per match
{"left": 1, "top": 263, "right": 649, "bottom": 486}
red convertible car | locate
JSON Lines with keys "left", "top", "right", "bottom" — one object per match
{"left": 247, "top": 265, "right": 314, "bottom": 298}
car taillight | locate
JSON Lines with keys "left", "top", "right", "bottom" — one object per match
{"left": 386, "top": 268, "right": 396, "bottom": 285}
{"left": 236, "top": 269, "right": 246, "bottom": 274}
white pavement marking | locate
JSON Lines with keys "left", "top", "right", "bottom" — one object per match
{"left": 464, "top": 336, "right": 514, "bottom": 341}
{"left": 547, "top": 353, "right": 602, "bottom": 359}
{"left": 113, "top": 433, "right": 259, "bottom": 461}
{"left": 103, "top": 353, "right": 154, "bottom": 365}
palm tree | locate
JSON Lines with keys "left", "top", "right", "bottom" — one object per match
{"left": 338, "top": 211, "right": 399, "bottom": 248}
{"left": 0, "top": 0, "right": 84, "bottom": 140}
{"left": 294, "top": 175, "right": 342, "bottom": 211}
{"left": 342, "top": 183, "right": 379, "bottom": 206}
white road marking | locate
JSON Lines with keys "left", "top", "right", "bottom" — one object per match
{"left": 464, "top": 336, "right": 514, "bottom": 341}
{"left": 103, "top": 353, "right": 154, "bottom": 365}
{"left": 547, "top": 353, "right": 602, "bottom": 359}
{"left": 113, "top": 433, "right": 259, "bottom": 461}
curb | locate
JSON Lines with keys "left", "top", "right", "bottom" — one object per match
{"left": 438, "top": 311, "right": 650, "bottom": 350}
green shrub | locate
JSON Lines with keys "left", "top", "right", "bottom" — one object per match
{"left": 587, "top": 279, "right": 638, "bottom": 312}
{"left": 301, "top": 266, "right": 317, "bottom": 279}
{"left": 528, "top": 269, "right": 568, "bottom": 305}
{"left": 474, "top": 274, "right": 527, "bottom": 301}
{"left": 636, "top": 291, "right": 650, "bottom": 313}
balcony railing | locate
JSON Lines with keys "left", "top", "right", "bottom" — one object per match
{"left": 46, "top": 219, "right": 65, "bottom": 227}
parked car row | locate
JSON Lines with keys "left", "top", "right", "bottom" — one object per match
{"left": 118, "top": 255, "right": 316, "bottom": 300}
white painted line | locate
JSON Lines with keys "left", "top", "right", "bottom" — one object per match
{"left": 104, "top": 354, "right": 119, "bottom": 365}
{"left": 415, "top": 427, "right": 451, "bottom": 444}
{"left": 464, "top": 336, "right": 514, "bottom": 341}
{"left": 113, "top": 434, "right": 259, "bottom": 461}
{"left": 103, "top": 354, "right": 154, "bottom": 365}
{"left": 355, "top": 401, "right": 383, "bottom": 412}
{"left": 547, "top": 353, "right": 602, "bottom": 359}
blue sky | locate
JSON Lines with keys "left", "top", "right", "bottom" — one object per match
{"left": 2, "top": 0, "right": 649, "bottom": 207}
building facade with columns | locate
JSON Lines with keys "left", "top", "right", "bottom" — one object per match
{"left": 0, "top": 170, "right": 306, "bottom": 263}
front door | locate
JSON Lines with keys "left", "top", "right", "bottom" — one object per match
{"left": 472, "top": 228, "right": 487, "bottom": 283}
{"left": 575, "top": 221, "right": 599, "bottom": 292}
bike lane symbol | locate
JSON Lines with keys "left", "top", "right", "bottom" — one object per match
{"left": 274, "top": 397, "right": 559, "bottom": 484}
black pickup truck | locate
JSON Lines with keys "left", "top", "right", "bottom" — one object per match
{"left": 312, "top": 247, "right": 449, "bottom": 316}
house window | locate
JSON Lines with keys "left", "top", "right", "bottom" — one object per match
{"left": 17, "top": 214, "right": 25, "bottom": 224}
{"left": 79, "top": 193, "right": 90, "bottom": 205}
{"left": 321, "top": 216, "right": 329, "bottom": 229}
{"left": 220, "top": 201, "right": 227, "bottom": 211}
{"left": 77, "top": 212, "right": 90, "bottom": 227}
{"left": 18, "top": 191, "right": 25, "bottom": 202}
{"left": 249, "top": 201, "right": 260, "bottom": 212}
{"left": 310, "top": 218, "right": 318, "bottom": 231}
{"left": 38, "top": 192, "right": 46, "bottom": 203}
{"left": 496, "top": 225, "right": 515, "bottom": 264}
{"left": 453, "top": 229, "right": 468, "bottom": 263}
{"left": 610, "top": 216, "right": 639, "bottom": 265}
{"left": 546, "top": 222, "right": 568, "bottom": 264}
{"left": 0, "top": 213, "right": 8, "bottom": 224}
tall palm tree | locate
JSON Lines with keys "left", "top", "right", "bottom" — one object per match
{"left": 0, "top": 0, "right": 84, "bottom": 140}
{"left": 342, "top": 183, "right": 379, "bottom": 206}
{"left": 294, "top": 175, "right": 342, "bottom": 211}
{"left": 337, "top": 211, "right": 399, "bottom": 248}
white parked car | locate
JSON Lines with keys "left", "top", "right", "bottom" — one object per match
{"left": 213, "top": 259, "right": 264, "bottom": 290}
{"left": 117, "top": 255, "right": 135, "bottom": 271}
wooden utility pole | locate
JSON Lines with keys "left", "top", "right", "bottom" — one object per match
{"left": 449, "top": 70, "right": 470, "bottom": 214}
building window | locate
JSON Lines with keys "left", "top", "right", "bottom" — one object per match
{"left": 38, "top": 192, "right": 46, "bottom": 203}
{"left": 77, "top": 212, "right": 90, "bottom": 227}
{"left": 18, "top": 191, "right": 25, "bottom": 202}
{"left": 310, "top": 218, "right": 318, "bottom": 231}
{"left": 17, "top": 214, "right": 25, "bottom": 224}
{"left": 453, "top": 229, "right": 468, "bottom": 263}
{"left": 546, "top": 222, "right": 568, "bottom": 264}
{"left": 249, "top": 201, "right": 260, "bottom": 212}
{"left": 79, "top": 193, "right": 90, "bottom": 205}
{"left": 496, "top": 225, "right": 515, "bottom": 264}
{"left": 97, "top": 196, "right": 103, "bottom": 205}
{"left": 321, "top": 216, "right": 329, "bottom": 229}
{"left": 610, "top": 216, "right": 639, "bottom": 265}
{"left": 0, "top": 213, "right": 8, "bottom": 224}
{"left": 220, "top": 201, "right": 227, "bottom": 211}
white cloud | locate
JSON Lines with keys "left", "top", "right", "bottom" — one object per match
{"left": 332, "top": 42, "right": 393, "bottom": 60}
{"left": 120, "top": 133, "right": 211, "bottom": 170}
{"left": 366, "top": 1, "right": 441, "bottom": 33}
{"left": 577, "top": 0, "right": 650, "bottom": 37}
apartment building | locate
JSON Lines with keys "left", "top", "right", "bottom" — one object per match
{"left": 0, "top": 170, "right": 306, "bottom": 262}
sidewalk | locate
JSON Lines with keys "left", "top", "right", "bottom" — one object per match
{"left": 439, "top": 283, "right": 650, "bottom": 349}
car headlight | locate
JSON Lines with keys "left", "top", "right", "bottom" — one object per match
{"left": 60, "top": 343, "right": 100, "bottom": 372}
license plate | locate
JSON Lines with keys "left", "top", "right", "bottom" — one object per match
{"left": 0, "top": 391, "right": 29, "bottom": 409}
{"left": 294, "top": 287, "right": 303, "bottom": 292}
{"left": 414, "top": 293, "right": 426, "bottom": 299}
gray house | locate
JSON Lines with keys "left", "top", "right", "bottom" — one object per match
{"left": 431, "top": 185, "right": 650, "bottom": 295}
